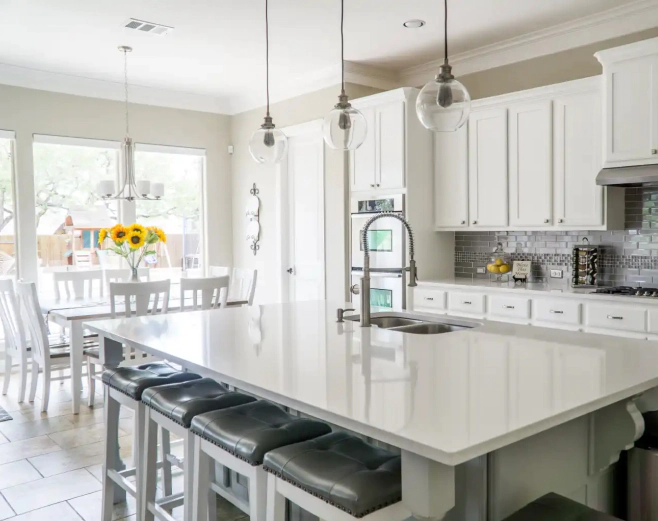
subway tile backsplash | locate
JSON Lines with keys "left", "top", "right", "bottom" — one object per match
{"left": 454, "top": 187, "right": 658, "bottom": 285}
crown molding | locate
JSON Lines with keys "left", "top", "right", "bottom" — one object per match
{"left": 401, "top": 0, "right": 658, "bottom": 87}
{"left": 0, "top": 62, "right": 232, "bottom": 115}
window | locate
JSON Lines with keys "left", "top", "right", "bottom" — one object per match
{"left": 0, "top": 132, "right": 17, "bottom": 277}
{"left": 32, "top": 136, "right": 120, "bottom": 293}
{"left": 135, "top": 145, "right": 205, "bottom": 280}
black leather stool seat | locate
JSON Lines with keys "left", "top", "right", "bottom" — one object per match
{"left": 141, "top": 378, "right": 257, "bottom": 428}
{"left": 190, "top": 400, "right": 331, "bottom": 466}
{"left": 102, "top": 362, "right": 201, "bottom": 401}
{"left": 503, "top": 493, "right": 622, "bottom": 521}
{"left": 263, "top": 431, "right": 401, "bottom": 519}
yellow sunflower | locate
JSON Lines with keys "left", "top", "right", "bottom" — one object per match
{"left": 127, "top": 231, "right": 145, "bottom": 250}
{"left": 127, "top": 223, "right": 146, "bottom": 236}
{"left": 98, "top": 228, "right": 108, "bottom": 246}
{"left": 154, "top": 227, "right": 167, "bottom": 243}
{"left": 110, "top": 224, "right": 128, "bottom": 244}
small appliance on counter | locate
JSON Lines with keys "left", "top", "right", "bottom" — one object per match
{"left": 571, "top": 238, "right": 598, "bottom": 288}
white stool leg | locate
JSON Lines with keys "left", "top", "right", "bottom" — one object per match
{"left": 266, "top": 474, "right": 285, "bottom": 521}
{"left": 183, "top": 431, "right": 196, "bottom": 521}
{"left": 250, "top": 466, "right": 268, "bottom": 521}
{"left": 142, "top": 410, "right": 158, "bottom": 521}
{"left": 102, "top": 391, "right": 121, "bottom": 521}
{"left": 160, "top": 427, "right": 173, "bottom": 500}
{"left": 87, "top": 360, "right": 96, "bottom": 407}
{"left": 192, "top": 440, "right": 211, "bottom": 521}
{"left": 133, "top": 402, "right": 146, "bottom": 521}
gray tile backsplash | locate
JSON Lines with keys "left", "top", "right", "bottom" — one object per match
{"left": 455, "top": 187, "right": 658, "bottom": 285}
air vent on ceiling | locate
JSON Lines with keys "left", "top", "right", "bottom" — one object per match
{"left": 123, "top": 18, "right": 173, "bottom": 36}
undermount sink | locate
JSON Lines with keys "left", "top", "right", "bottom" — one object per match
{"left": 343, "top": 312, "right": 479, "bottom": 335}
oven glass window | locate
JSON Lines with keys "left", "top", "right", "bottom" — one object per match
{"left": 358, "top": 198, "right": 395, "bottom": 213}
{"left": 360, "top": 230, "right": 392, "bottom": 252}
{"left": 370, "top": 288, "right": 393, "bottom": 308}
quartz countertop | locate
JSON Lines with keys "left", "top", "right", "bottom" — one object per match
{"left": 86, "top": 300, "right": 658, "bottom": 465}
{"left": 418, "top": 278, "right": 658, "bottom": 304}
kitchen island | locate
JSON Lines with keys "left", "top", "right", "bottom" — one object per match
{"left": 86, "top": 300, "right": 658, "bottom": 520}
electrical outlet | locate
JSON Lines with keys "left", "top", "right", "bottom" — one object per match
{"left": 476, "top": 267, "right": 486, "bottom": 274}
{"left": 550, "top": 269, "right": 563, "bottom": 279}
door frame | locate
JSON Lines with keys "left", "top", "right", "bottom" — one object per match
{"left": 276, "top": 119, "right": 325, "bottom": 303}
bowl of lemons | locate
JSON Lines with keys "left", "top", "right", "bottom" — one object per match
{"left": 487, "top": 243, "right": 512, "bottom": 281}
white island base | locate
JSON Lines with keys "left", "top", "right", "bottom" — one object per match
{"left": 87, "top": 301, "right": 658, "bottom": 521}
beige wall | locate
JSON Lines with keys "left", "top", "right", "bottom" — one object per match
{"left": 230, "top": 83, "right": 381, "bottom": 304}
{"left": 460, "top": 28, "right": 658, "bottom": 100}
{"left": 0, "top": 84, "right": 232, "bottom": 280}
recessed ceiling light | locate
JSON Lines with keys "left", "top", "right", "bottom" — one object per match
{"left": 403, "top": 19, "right": 426, "bottom": 29}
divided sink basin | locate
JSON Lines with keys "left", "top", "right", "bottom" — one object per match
{"left": 343, "top": 313, "right": 479, "bottom": 335}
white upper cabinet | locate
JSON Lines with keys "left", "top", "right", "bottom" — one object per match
{"left": 351, "top": 96, "right": 406, "bottom": 193}
{"left": 434, "top": 125, "right": 468, "bottom": 228}
{"left": 468, "top": 108, "right": 508, "bottom": 228}
{"left": 352, "top": 107, "right": 377, "bottom": 191}
{"left": 508, "top": 101, "right": 552, "bottom": 227}
{"left": 553, "top": 89, "right": 603, "bottom": 227}
{"left": 596, "top": 39, "right": 658, "bottom": 167}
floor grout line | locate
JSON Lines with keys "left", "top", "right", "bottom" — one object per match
{"left": 0, "top": 490, "right": 16, "bottom": 519}
{"left": 24, "top": 457, "right": 44, "bottom": 479}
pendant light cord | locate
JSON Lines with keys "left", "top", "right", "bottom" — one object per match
{"left": 265, "top": 0, "right": 270, "bottom": 117}
{"left": 443, "top": 0, "right": 448, "bottom": 63}
{"left": 340, "top": 0, "right": 345, "bottom": 95}
{"left": 123, "top": 49, "right": 130, "bottom": 137}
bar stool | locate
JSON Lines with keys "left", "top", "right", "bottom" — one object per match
{"left": 141, "top": 378, "right": 257, "bottom": 521}
{"left": 190, "top": 400, "right": 332, "bottom": 521}
{"left": 263, "top": 431, "right": 409, "bottom": 521}
{"left": 101, "top": 363, "right": 202, "bottom": 521}
{"left": 501, "top": 493, "right": 622, "bottom": 520}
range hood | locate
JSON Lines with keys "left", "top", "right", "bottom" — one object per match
{"left": 596, "top": 165, "right": 658, "bottom": 187}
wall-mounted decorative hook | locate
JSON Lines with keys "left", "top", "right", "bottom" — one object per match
{"left": 246, "top": 183, "right": 260, "bottom": 256}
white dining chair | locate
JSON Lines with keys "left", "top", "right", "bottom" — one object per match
{"left": 0, "top": 252, "right": 15, "bottom": 276}
{"left": 208, "top": 265, "right": 230, "bottom": 277}
{"left": 72, "top": 250, "right": 94, "bottom": 267}
{"left": 16, "top": 282, "right": 76, "bottom": 412}
{"left": 0, "top": 279, "right": 30, "bottom": 402}
{"left": 230, "top": 268, "right": 258, "bottom": 305}
{"left": 179, "top": 276, "right": 229, "bottom": 311}
{"left": 53, "top": 269, "right": 104, "bottom": 300}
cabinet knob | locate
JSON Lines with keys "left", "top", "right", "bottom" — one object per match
{"left": 461, "top": 220, "right": 466, "bottom": 225}
{"left": 370, "top": 184, "right": 375, "bottom": 188}
{"left": 652, "top": 149, "right": 657, "bottom": 155}
{"left": 376, "top": 184, "right": 380, "bottom": 187}
{"left": 472, "top": 220, "right": 477, "bottom": 225}
{"left": 558, "top": 219, "right": 564, "bottom": 224}
{"left": 544, "top": 219, "right": 549, "bottom": 224}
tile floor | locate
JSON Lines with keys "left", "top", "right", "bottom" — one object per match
{"left": 0, "top": 375, "right": 247, "bottom": 521}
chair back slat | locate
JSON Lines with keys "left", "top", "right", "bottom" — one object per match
{"left": 16, "top": 282, "right": 50, "bottom": 367}
{"left": 231, "top": 268, "right": 257, "bottom": 305}
{"left": 53, "top": 270, "right": 104, "bottom": 300}
{"left": 180, "top": 276, "right": 229, "bottom": 311}
{"left": 109, "top": 280, "right": 171, "bottom": 318}
{"left": 0, "top": 279, "right": 27, "bottom": 359}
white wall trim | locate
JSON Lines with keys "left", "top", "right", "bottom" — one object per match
{"left": 400, "top": 0, "right": 658, "bottom": 87}
{"left": 33, "top": 133, "right": 121, "bottom": 149}
{"left": 281, "top": 119, "right": 323, "bottom": 138}
{"left": 0, "top": 130, "right": 15, "bottom": 140}
{"left": 135, "top": 143, "right": 206, "bottom": 156}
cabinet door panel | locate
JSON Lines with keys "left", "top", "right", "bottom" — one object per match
{"left": 509, "top": 101, "right": 552, "bottom": 227}
{"left": 606, "top": 56, "right": 657, "bottom": 164}
{"left": 376, "top": 101, "right": 405, "bottom": 190}
{"left": 434, "top": 125, "right": 468, "bottom": 227}
{"left": 351, "top": 106, "right": 376, "bottom": 191}
{"left": 554, "top": 91, "right": 603, "bottom": 227}
{"left": 468, "top": 109, "right": 508, "bottom": 227}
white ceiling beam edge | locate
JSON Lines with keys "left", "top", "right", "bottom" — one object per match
{"left": 401, "top": 0, "right": 658, "bottom": 87}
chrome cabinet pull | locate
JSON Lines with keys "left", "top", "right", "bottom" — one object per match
{"left": 607, "top": 315, "right": 623, "bottom": 320}
{"left": 503, "top": 305, "right": 515, "bottom": 309}
{"left": 425, "top": 297, "right": 434, "bottom": 301}
{"left": 462, "top": 301, "right": 472, "bottom": 305}
{"left": 550, "top": 310, "right": 564, "bottom": 314}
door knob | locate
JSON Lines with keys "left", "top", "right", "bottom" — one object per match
{"left": 286, "top": 268, "right": 293, "bottom": 274}
{"left": 350, "top": 284, "right": 360, "bottom": 295}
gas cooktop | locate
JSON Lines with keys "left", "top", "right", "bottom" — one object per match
{"left": 592, "top": 286, "right": 658, "bottom": 298}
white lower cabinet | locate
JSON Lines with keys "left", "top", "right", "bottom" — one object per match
{"left": 489, "top": 295, "right": 531, "bottom": 322}
{"left": 584, "top": 304, "right": 646, "bottom": 333}
{"left": 534, "top": 299, "right": 581, "bottom": 327}
{"left": 448, "top": 291, "right": 487, "bottom": 316}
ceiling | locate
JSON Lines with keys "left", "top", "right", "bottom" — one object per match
{"left": 0, "top": 0, "right": 648, "bottom": 114}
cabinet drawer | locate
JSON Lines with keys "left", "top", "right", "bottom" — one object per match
{"left": 646, "top": 308, "right": 658, "bottom": 334}
{"left": 448, "top": 292, "right": 486, "bottom": 314}
{"left": 414, "top": 288, "right": 446, "bottom": 311}
{"left": 489, "top": 295, "right": 530, "bottom": 320}
{"left": 585, "top": 304, "right": 646, "bottom": 333}
{"left": 534, "top": 299, "right": 581, "bottom": 326}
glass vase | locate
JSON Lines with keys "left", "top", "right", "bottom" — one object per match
{"left": 131, "top": 267, "right": 139, "bottom": 282}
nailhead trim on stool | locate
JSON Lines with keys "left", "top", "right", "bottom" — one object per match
{"left": 263, "top": 431, "right": 402, "bottom": 519}
{"left": 102, "top": 362, "right": 201, "bottom": 400}
{"left": 502, "top": 493, "right": 622, "bottom": 521}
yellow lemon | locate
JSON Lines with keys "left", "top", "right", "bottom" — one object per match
{"left": 499, "top": 264, "right": 511, "bottom": 274}
{"left": 488, "top": 265, "right": 500, "bottom": 274}
{"left": 495, "top": 258, "right": 504, "bottom": 266}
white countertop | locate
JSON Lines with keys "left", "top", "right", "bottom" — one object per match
{"left": 418, "top": 278, "right": 658, "bottom": 305}
{"left": 86, "top": 300, "right": 658, "bottom": 466}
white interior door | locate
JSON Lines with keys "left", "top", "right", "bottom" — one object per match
{"left": 284, "top": 122, "right": 326, "bottom": 302}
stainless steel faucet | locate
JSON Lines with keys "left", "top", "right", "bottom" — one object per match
{"left": 359, "top": 212, "right": 417, "bottom": 327}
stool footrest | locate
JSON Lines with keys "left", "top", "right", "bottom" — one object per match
{"left": 107, "top": 469, "right": 137, "bottom": 498}
{"left": 156, "top": 492, "right": 184, "bottom": 510}
{"left": 209, "top": 480, "right": 250, "bottom": 515}
{"left": 148, "top": 500, "right": 178, "bottom": 521}
{"left": 165, "top": 453, "right": 184, "bottom": 470}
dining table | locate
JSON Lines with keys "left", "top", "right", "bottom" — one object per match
{"left": 42, "top": 296, "right": 248, "bottom": 414}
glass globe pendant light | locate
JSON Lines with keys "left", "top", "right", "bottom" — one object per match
{"left": 323, "top": 0, "right": 367, "bottom": 150}
{"left": 416, "top": 0, "right": 471, "bottom": 132}
{"left": 249, "top": 0, "right": 288, "bottom": 164}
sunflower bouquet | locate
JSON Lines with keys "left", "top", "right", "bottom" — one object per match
{"left": 98, "top": 223, "right": 167, "bottom": 280}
